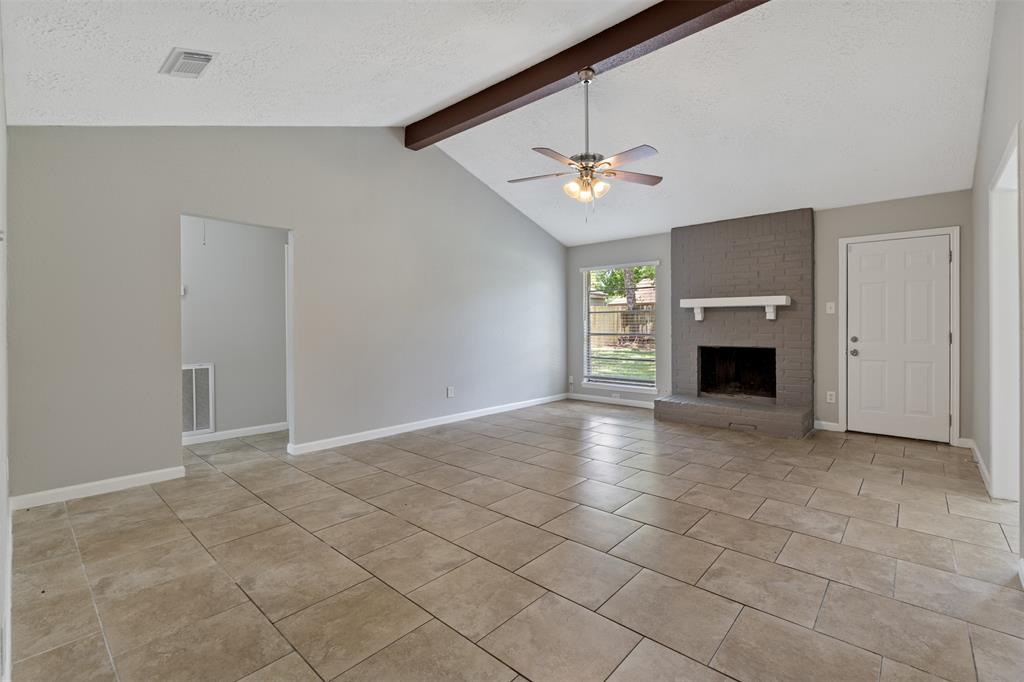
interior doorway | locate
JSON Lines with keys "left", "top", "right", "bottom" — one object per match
{"left": 180, "top": 215, "right": 293, "bottom": 447}
{"left": 989, "top": 130, "right": 1020, "bottom": 501}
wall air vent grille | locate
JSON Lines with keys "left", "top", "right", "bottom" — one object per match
{"left": 182, "top": 363, "right": 215, "bottom": 435}
{"left": 160, "top": 48, "right": 214, "bottom": 78}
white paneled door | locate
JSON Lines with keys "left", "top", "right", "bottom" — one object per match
{"left": 847, "top": 234, "right": 951, "bottom": 442}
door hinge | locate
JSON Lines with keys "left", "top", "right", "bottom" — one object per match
{"left": 949, "top": 250, "right": 953, "bottom": 263}
{"left": 949, "top": 414, "right": 953, "bottom": 426}
{"left": 950, "top": 332, "right": 953, "bottom": 344}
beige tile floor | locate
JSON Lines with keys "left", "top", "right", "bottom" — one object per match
{"left": 10, "top": 400, "right": 1024, "bottom": 681}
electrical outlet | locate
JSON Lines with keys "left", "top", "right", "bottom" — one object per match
{"left": 826, "top": 302, "right": 836, "bottom": 314}
{"left": 826, "top": 391, "right": 836, "bottom": 404}
{"left": 446, "top": 386, "right": 455, "bottom": 399}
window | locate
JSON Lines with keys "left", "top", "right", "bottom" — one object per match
{"left": 585, "top": 264, "right": 656, "bottom": 388}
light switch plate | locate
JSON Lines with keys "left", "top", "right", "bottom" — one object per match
{"left": 826, "top": 302, "right": 836, "bottom": 314}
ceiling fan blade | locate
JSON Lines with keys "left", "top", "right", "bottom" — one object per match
{"left": 600, "top": 169, "right": 663, "bottom": 186}
{"left": 533, "top": 147, "right": 579, "bottom": 167}
{"left": 507, "top": 172, "right": 573, "bottom": 184}
{"left": 599, "top": 144, "right": 658, "bottom": 169}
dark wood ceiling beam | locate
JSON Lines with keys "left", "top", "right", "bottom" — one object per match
{"left": 404, "top": 0, "right": 769, "bottom": 150}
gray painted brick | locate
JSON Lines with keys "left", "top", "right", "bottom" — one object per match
{"left": 660, "top": 208, "right": 814, "bottom": 437}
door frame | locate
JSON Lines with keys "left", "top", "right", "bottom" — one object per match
{"left": 988, "top": 124, "right": 1021, "bottom": 501}
{"left": 179, "top": 213, "right": 295, "bottom": 447}
{"left": 837, "top": 225, "right": 961, "bottom": 443}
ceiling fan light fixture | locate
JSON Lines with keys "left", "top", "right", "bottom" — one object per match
{"left": 506, "top": 68, "right": 662, "bottom": 207}
{"left": 577, "top": 184, "right": 594, "bottom": 203}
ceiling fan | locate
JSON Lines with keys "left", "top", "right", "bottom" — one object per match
{"left": 508, "top": 67, "right": 662, "bottom": 203}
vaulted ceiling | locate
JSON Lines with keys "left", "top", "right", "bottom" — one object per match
{"left": 2, "top": 1, "right": 996, "bottom": 246}
{"left": 438, "top": 0, "right": 996, "bottom": 244}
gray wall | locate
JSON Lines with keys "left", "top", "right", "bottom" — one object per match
{"left": 180, "top": 215, "right": 288, "bottom": 433}
{"left": 566, "top": 234, "right": 671, "bottom": 403}
{"left": 813, "top": 191, "right": 974, "bottom": 431}
{"left": 8, "top": 127, "right": 566, "bottom": 496}
{"left": 0, "top": 23, "right": 10, "bottom": 678}
{"left": 969, "top": 0, "right": 1023, "bottom": 524}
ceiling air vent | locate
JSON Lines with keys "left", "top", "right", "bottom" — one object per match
{"left": 159, "top": 48, "right": 214, "bottom": 78}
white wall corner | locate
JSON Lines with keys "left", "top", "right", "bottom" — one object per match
{"left": 287, "top": 394, "right": 569, "bottom": 455}
{"left": 10, "top": 466, "right": 185, "bottom": 510}
{"left": 963, "top": 438, "right": 994, "bottom": 497}
{"left": 960, "top": 437, "right": 1017, "bottom": 501}
{"left": 812, "top": 419, "right": 844, "bottom": 432}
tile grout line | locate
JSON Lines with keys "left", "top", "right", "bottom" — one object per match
{"left": 600, "top": 636, "right": 644, "bottom": 682}
{"left": 965, "top": 623, "right": 982, "bottom": 682}
{"left": 270, "top": 576, "right": 377, "bottom": 626}
{"left": 8, "top": 630, "right": 105, "bottom": 672}
{"left": 469, "top": 587, "right": 548, "bottom": 646}
{"left": 231, "top": 650, "right": 320, "bottom": 682}
{"left": 586, "top": 561, "right": 643, "bottom": 614}
{"left": 264, "top": 574, "right": 377, "bottom": 680}
{"left": 63, "top": 502, "right": 122, "bottom": 682}
{"left": 704, "top": 601, "right": 745, "bottom": 673}
{"left": 687, "top": 538, "right": 725, "bottom": 587}
{"left": 810, "top": 579, "right": 832, "bottom": 631}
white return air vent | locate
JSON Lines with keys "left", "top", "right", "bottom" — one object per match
{"left": 160, "top": 48, "right": 214, "bottom": 78}
{"left": 183, "top": 363, "right": 215, "bottom": 436}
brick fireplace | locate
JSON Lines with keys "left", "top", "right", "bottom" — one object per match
{"left": 654, "top": 208, "right": 814, "bottom": 437}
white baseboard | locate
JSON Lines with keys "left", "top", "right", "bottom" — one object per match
{"left": 287, "top": 394, "right": 568, "bottom": 456}
{"left": 10, "top": 466, "right": 185, "bottom": 510}
{"left": 568, "top": 392, "right": 655, "bottom": 409}
{"left": 813, "top": 420, "right": 844, "bottom": 432}
{"left": 3, "top": 503, "right": 11, "bottom": 682}
{"left": 183, "top": 421, "right": 288, "bottom": 446}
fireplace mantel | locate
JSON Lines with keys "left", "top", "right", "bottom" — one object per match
{"left": 679, "top": 295, "right": 792, "bottom": 321}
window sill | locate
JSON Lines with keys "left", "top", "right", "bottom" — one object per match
{"left": 580, "top": 381, "right": 659, "bottom": 395}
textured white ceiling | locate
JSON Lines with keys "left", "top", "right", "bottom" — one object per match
{"left": 2, "top": 1, "right": 996, "bottom": 247}
{"left": 0, "top": 0, "right": 654, "bottom": 125}
{"left": 439, "top": 0, "right": 996, "bottom": 245}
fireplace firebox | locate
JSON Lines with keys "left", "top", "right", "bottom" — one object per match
{"left": 699, "top": 346, "right": 776, "bottom": 400}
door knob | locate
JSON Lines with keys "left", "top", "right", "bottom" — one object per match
{"left": 850, "top": 336, "right": 859, "bottom": 343}
{"left": 850, "top": 349, "right": 859, "bottom": 357}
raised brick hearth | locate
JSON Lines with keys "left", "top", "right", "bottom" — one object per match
{"left": 655, "top": 208, "right": 814, "bottom": 437}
